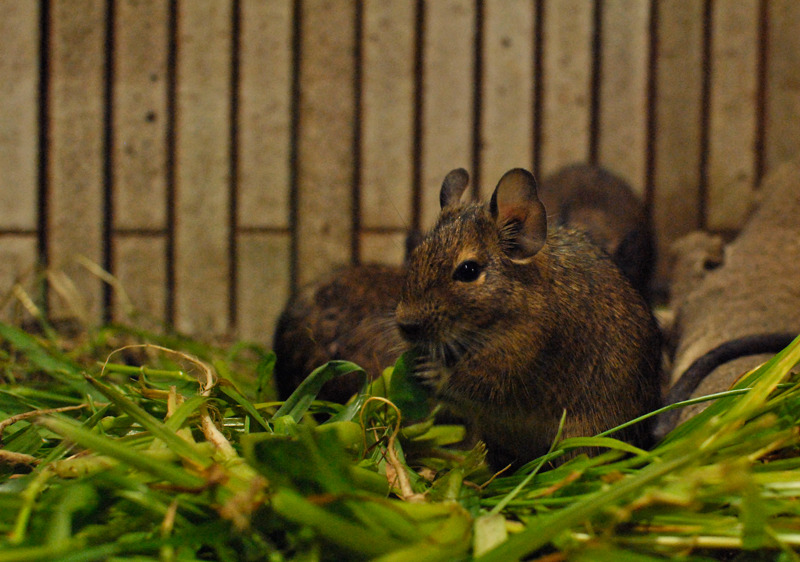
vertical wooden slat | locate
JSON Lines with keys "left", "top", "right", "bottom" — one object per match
{"left": 361, "top": 0, "right": 415, "bottom": 227}
{"left": 237, "top": 0, "right": 293, "bottom": 230}
{"left": 0, "top": 236, "right": 38, "bottom": 290}
{"left": 539, "top": 0, "right": 594, "bottom": 176}
{"left": 237, "top": 234, "right": 291, "bottom": 343}
{"left": 479, "top": 0, "right": 535, "bottom": 193}
{"left": 113, "top": 237, "right": 166, "bottom": 328}
{"left": 651, "top": 0, "right": 706, "bottom": 279}
{"left": 174, "top": 1, "right": 232, "bottom": 335}
{"left": 236, "top": 0, "right": 294, "bottom": 342}
{"left": 113, "top": 0, "right": 168, "bottom": 231}
{"left": 360, "top": 0, "right": 416, "bottom": 262}
{"left": 419, "top": 0, "right": 475, "bottom": 227}
{"left": 47, "top": 0, "right": 107, "bottom": 322}
{"left": 0, "top": 1, "right": 40, "bottom": 232}
{"left": 596, "top": 0, "right": 650, "bottom": 192}
{"left": 0, "top": 2, "right": 40, "bottom": 320}
{"left": 112, "top": 0, "right": 169, "bottom": 324}
{"left": 764, "top": 0, "right": 800, "bottom": 175}
{"left": 706, "top": 1, "right": 759, "bottom": 231}
{"left": 295, "top": 0, "right": 357, "bottom": 285}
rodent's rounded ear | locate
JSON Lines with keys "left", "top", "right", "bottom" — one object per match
{"left": 440, "top": 168, "right": 470, "bottom": 209}
{"left": 490, "top": 168, "right": 547, "bottom": 261}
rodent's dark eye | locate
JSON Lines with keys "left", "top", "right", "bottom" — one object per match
{"left": 453, "top": 260, "right": 483, "bottom": 283}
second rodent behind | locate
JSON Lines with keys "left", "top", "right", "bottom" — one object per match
{"left": 539, "top": 164, "right": 655, "bottom": 297}
{"left": 395, "top": 168, "right": 662, "bottom": 469}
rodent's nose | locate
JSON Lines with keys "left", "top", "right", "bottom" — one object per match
{"left": 395, "top": 302, "right": 424, "bottom": 342}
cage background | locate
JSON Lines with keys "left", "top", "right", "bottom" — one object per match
{"left": 1, "top": 0, "right": 798, "bottom": 344}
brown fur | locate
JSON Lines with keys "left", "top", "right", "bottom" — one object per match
{"left": 396, "top": 168, "right": 662, "bottom": 469}
{"left": 539, "top": 164, "right": 655, "bottom": 296}
{"left": 272, "top": 264, "right": 406, "bottom": 402}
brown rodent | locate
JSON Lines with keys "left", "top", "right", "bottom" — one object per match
{"left": 538, "top": 164, "right": 655, "bottom": 297}
{"left": 272, "top": 263, "right": 407, "bottom": 403}
{"left": 395, "top": 168, "right": 662, "bottom": 469}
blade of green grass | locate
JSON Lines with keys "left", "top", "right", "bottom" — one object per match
{"left": 84, "top": 376, "right": 211, "bottom": 468}
{"left": 270, "top": 360, "right": 366, "bottom": 423}
{"left": 217, "top": 383, "right": 271, "bottom": 432}
{"left": 0, "top": 323, "right": 81, "bottom": 379}
{"left": 162, "top": 394, "right": 207, "bottom": 432}
{"left": 38, "top": 416, "right": 205, "bottom": 490}
{"left": 269, "top": 486, "right": 406, "bottom": 557}
{"left": 0, "top": 323, "right": 94, "bottom": 398}
{"left": 388, "top": 350, "right": 432, "bottom": 420}
{"left": 39, "top": 404, "right": 111, "bottom": 465}
{"left": 476, "top": 451, "right": 700, "bottom": 561}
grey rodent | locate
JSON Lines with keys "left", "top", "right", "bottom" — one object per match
{"left": 538, "top": 164, "right": 655, "bottom": 297}
{"left": 654, "top": 332, "right": 798, "bottom": 438}
{"left": 395, "top": 168, "right": 662, "bottom": 469}
{"left": 654, "top": 159, "right": 800, "bottom": 436}
{"left": 272, "top": 263, "right": 409, "bottom": 403}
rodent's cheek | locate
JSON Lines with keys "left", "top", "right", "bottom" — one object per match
{"left": 460, "top": 284, "right": 514, "bottom": 328}
{"left": 394, "top": 300, "right": 408, "bottom": 321}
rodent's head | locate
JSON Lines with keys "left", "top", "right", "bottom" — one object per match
{"left": 395, "top": 168, "right": 548, "bottom": 380}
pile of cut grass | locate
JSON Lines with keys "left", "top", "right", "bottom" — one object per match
{"left": 1, "top": 320, "right": 799, "bottom": 561}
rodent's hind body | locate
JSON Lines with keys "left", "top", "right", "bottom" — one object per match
{"left": 539, "top": 164, "right": 655, "bottom": 296}
{"left": 396, "top": 168, "right": 661, "bottom": 469}
{"left": 273, "top": 264, "right": 405, "bottom": 403}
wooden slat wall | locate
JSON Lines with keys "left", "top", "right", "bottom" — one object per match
{"left": 706, "top": 0, "right": 760, "bottom": 232}
{"left": 236, "top": 0, "right": 293, "bottom": 341}
{"left": 47, "top": 0, "right": 107, "bottom": 323}
{"left": 1, "top": 1, "right": 798, "bottom": 343}
{"left": 360, "top": 0, "right": 415, "bottom": 264}
{"left": 173, "top": 1, "right": 233, "bottom": 335}
{"left": 112, "top": 0, "right": 170, "bottom": 328}
{"left": 0, "top": 2, "right": 40, "bottom": 315}
{"left": 539, "top": 0, "right": 594, "bottom": 177}
{"left": 597, "top": 0, "right": 651, "bottom": 193}
{"left": 765, "top": 0, "right": 800, "bottom": 172}
{"left": 651, "top": 0, "right": 706, "bottom": 272}
{"left": 479, "top": 0, "right": 535, "bottom": 193}
{"left": 419, "top": 0, "right": 476, "bottom": 225}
